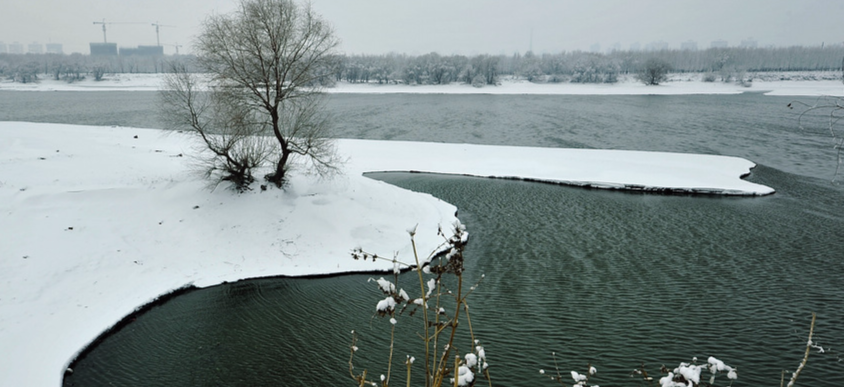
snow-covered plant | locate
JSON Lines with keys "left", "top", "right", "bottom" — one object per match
{"left": 541, "top": 355, "right": 738, "bottom": 387}
{"left": 538, "top": 352, "right": 599, "bottom": 387}
{"left": 349, "top": 221, "right": 491, "bottom": 387}
{"left": 654, "top": 357, "right": 737, "bottom": 387}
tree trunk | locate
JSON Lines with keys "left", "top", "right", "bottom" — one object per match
{"left": 267, "top": 147, "right": 291, "bottom": 187}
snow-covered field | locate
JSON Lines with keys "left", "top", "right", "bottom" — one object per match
{"left": 0, "top": 121, "right": 773, "bottom": 386}
{"left": 1, "top": 72, "right": 842, "bottom": 96}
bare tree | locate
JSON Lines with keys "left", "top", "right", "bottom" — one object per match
{"left": 636, "top": 58, "right": 672, "bottom": 85}
{"left": 166, "top": 0, "right": 341, "bottom": 189}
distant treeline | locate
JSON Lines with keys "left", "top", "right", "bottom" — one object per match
{"left": 0, "top": 52, "right": 169, "bottom": 83}
{"left": 1, "top": 45, "right": 842, "bottom": 85}
{"left": 336, "top": 46, "right": 844, "bottom": 85}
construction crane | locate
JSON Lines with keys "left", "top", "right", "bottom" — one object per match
{"left": 166, "top": 43, "right": 183, "bottom": 55}
{"left": 93, "top": 19, "right": 146, "bottom": 43}
{"left": 151, "top": 21, "right": 176, "bottom": 47}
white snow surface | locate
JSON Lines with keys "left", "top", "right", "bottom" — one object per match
{"left": 352, "top": 139, "right": 773, "bottom": 195}
{"left": 1, "top": 72, "right": 842, "bottom": 96}
{"left": 572, "top": 371, "right": 588, "bottom": 382}
{"left": 675, "top": 363, "right": 702, "bottom": 384}
{"left": 0, "top": 73, "right": 166, "bottom": 92}
{"left": 465, "top": 353, "right": 478, "bottom": 368}
{"left": 1, "top": 122, "right": 772, "bottom": 386}
{"left": 455, "top": 365, "right": 474, "bottom": 386}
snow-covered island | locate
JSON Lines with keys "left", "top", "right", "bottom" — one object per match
{"left": 0, "top": 119, "right": 775, "bottom": 386}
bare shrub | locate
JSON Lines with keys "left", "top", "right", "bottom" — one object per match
{"left": 159, "top": 65, "right": 273, "bottom": 190}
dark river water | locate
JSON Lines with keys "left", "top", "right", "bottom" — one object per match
{"left": 2, "top": 91, "right": 842, "bottom": 386}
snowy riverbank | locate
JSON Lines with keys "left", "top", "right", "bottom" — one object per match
{"left": 1, "top": 121, "right": 771, "bottom": 386}
{"left": 0, "top": 72, "right": 842, "bottom": 96}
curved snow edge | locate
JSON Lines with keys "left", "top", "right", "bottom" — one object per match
{"left": 367, "top": 170, "right": 774, "bottom": 196}
{"left": 62, "top": 228, "right": 470, "bottom": 380}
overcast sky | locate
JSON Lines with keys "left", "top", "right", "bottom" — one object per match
{"left": 2, "top": 0, "right": 842, "bottom": 55}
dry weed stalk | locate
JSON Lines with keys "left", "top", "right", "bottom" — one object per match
{"left": 349, "top": 221, "right": 491, "bottom": 387}
{"left": 783, "top": 312, "right": 817, "bottom": 387}
{"left": 789, "top": 97, "right": 844, "bottom": 182}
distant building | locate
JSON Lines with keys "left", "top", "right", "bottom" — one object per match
{"left": 9, "top": 42, "right": 24, "bottom": 54}
{"left": 680, "top": 40, "right": 698, "bottom": 51}
{"left": 45, "top": 43, "right": 63, "bottom": 54}
{"left": 119, "top": 45, "right": 164, "bottom": 56}
{"left": 608, "top": 42, "right": 622, "bottom": 53}
{"left": 740, "top": 38, "right": 758, "bottom": 49}
{"left": 646, "top": 40, "right": 669, "bottom": 51}
{"left": 0, "top": 42, "right": 6, "bottom": 54}
{"left": 90, "top": 42, "right": 118, "bottom": 56}
{"left": 28, "top": 42, "right": 43, "bottom": 54}
{"left": 711, "top": 39, "right": 728, "bottom": 48}
{"left": 589, "top": 43, "right": 601, "bottom": 53}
